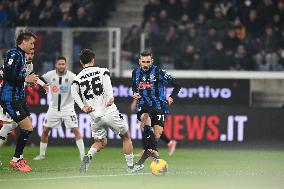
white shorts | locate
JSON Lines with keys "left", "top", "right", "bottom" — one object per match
{"left": 91, "top": 110, "right": 128, "bottom": 139}
{"left": 0, "top": 106, "right": 13, "bottom": 122}
{"left": 44, "top": 108, "right": 78, "bottom": 129}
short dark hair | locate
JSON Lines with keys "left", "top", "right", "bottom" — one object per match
{"left": 16, "top": 30, "right": 37, "bottom": 46}
{"left": 80, "top": 49, "right": 95, "bottom": 64}
{"left": 140, "top": 49, "right": 153, "bottom": 57}
{"left": 56, "top": 56, "right": 66, "bottom": 62}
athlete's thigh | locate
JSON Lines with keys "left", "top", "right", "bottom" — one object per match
{"left": 44, "top": 108, "right": 61, "bottom": 128}
{"left": 106, "top": 110, "right": 129, "bottom": 136}
{"left": 61, "top": 110, "right": 78, "bottom": 129}
{"left": 0, "top": 100, "right": 29, "bottom": 123}
{"left": 91, "top": 117, "right": 108, "bottom": 140}
{"left": 150, "top": 108, "right": 165, "bottom": 128}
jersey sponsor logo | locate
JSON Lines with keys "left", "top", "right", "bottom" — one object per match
{"left": 138, "top": 82, "right": 153, "bottom": 89}
{"left": 60, "top": 85, "right": 69, "bottom": 93}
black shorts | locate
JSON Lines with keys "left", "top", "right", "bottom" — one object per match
{"left": 0, "top": 100, "right": 30, "bottom": 123}
{"left": 137, "top": 105, "right": 165, "bottom": 127}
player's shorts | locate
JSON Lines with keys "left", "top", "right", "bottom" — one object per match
{"left": 91, "top": 110, "right": 128, "bottom": 140}
{"left": 137, "top": 104, "right": 165, "bottom": 127}
{"left": 43, "top": 108, "right": 78, "bottom": 129}
{"left": 0, "top": 100, "right": 30, "bottom": 123}
{"left": 0, "top": 106, "right": 13, "bottom": 122}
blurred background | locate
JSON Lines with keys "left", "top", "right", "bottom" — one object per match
{"left": 0, "top": 0, "right": 284, "bottom": 149}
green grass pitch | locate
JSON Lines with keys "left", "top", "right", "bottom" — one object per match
{"left": 0, "top": 146, "right": 284, "bottom": 189}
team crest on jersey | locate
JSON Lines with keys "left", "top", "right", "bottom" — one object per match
{"left": 51, "top": 85, "right": 59, "bottom": 93}
{"left": 150, "top": 74, "right": 156, "bottom": 81}
{"left": 65, "top": 78, "right": 68, "bottom": 83}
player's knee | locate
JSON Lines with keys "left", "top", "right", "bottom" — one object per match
{"left": 95, "top": 138, "right": 107, "bottom": 148}
{"left": 20, "top": 128, "right": 32, "bottom": 139}
{"left": 121, "top": 131, "right": 131, "bottom": 142}
{"left": 154, "top": 127, "right": 163, "bottom": 139}
{"left": 71, "top": 128, "right": 81, "bottom": 138}
{"left": 141, "top": 113, "right": 151, "bottom": 126}
{"left": 42, "top": 127, "right": 50, "bottom": 136}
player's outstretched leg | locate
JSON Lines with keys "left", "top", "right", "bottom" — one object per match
{"left": 132, "top": 125, "right": 157, "bottom": 172}
{"left": 80, "top": 138, "right": 106, "bottom": 173}
{"left": 10, "top": 118, "right": 33, "bottom": 172}
{"left": 120, "top": 130, "right": 135, "bottom": 173}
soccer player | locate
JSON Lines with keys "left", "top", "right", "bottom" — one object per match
{"left": 0, "top": 49, "right": 48, "bottom": 148}
{"left": 130, "top": 99, "right": 177, "bottom": 157}
{"left": 33, "top": 56, "right": 85, "bottom": 161}
{"left": 131, "top": 50, "right": 180, "bottom": 172}
{"left": 71, "top": 49, "right": 135, "bottom": 173}
{"left": 0, "top": 30, "right": 38, "bottom": 172}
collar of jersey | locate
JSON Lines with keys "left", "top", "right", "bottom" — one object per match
{"left": 16, "top": 46, "right": 25, "bottom": 55}
{"left": 84, "top": 66, "right": 96, "bottom": 69}
{"left": 140, "top": 65, "right": 155, "bottom": 73}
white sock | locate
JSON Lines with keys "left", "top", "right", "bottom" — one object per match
{"left": 76, "top": 139, "right": 85, "bottom": 157}
{"left": 12, "top": 157, "right": 20, "bottom": 162}
{"left": 20, "top": 154, "right": 23, "bottom": 159}
{"left": 124, "top": 153, "right": 134, "bottom": 168}
{"left": 87, "top": 147, "right": 97, "bottom": 160}
{"left": 0, "top": 123, "right": 14, "bottom": 145}
{"left": 39, "top": 142, "right": 48, "bottom": 156}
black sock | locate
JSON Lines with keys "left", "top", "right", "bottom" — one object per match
{"left": 160, "top": 132, "right": 170, "bottom": 144}
{"left": 137, "top": 150, "right": 149, "bottom": 165}
{"left": 14, "top": 128, "right": 32, "bottom": 158}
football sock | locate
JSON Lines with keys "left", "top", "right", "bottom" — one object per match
{"left": 0, "top": 123, "right": 13, "bottom": 145}
{"left": 87, "top": 147, "right": 97, "bottom": 160}
{"left": 14, "top": 128, "right": 32, "bottom": 158}
{"left": 76, "top": 139, "right": 85, "bottom": 158}
{"left": 137, "top": 150, "right": 149, "bottom": 165}
{"left": 11, "top": 157, "right": 21, "bottom": 162}
{"left": 124, "top": 153, "right": 134, "bottom": 168}
{"left": 160, "top": 132, "right": 170, "bottom": 144}
{"left": 39, "top": 142, "right": 48, "bottom": 156}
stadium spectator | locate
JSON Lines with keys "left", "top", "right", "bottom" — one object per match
{"left": 231, "top": 44, "right": 254, "bottom": 70}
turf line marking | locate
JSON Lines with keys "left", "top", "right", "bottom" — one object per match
{"left": 0, "top": 172, "right": 151, "bottom": 182}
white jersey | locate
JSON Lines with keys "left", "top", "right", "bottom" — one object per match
{"left": 71, "top": 66, "right": 117, "bottom": 118}
{"left": 26, "top": 62, "right": 34, "bottom": 75}
{"left": 42, "top": 70, "right": 76, "bottom": 111}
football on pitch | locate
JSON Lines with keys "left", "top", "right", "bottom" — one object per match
{"left": 150, "top": 159, "right": 168, "bottom": 176}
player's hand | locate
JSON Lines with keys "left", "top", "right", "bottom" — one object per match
{"left": 106, "top": 97, "right": 114, "bottom": 107}
{"left": 82, "top": 106, "right": 92, "bottom": 113}
{"left": 133, "top": 93, "right": 141, "bottom": 100}
{"left": 167, "top": 96, "right": 174, "bottom": 105}
{"left": 43, "top": 84, "right": 49, "bottom": 94}
{"left": 25, "top": 73, "right": 38, "bottom": 84}
{"left": 130, "top": 99, "right": 137, "bottom": 112}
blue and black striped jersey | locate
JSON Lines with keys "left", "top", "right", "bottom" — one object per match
{"left": 131, "top": 65, "right": 180, "bottom": 114}
{"left": 0, "top": 47, "right": 26, "bottom": 101}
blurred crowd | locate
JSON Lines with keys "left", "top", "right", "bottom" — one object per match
{"left": 0, "top": 0, "right": 115, "bottom": 74}
{"left": 0, "top": 0, "right": 114, "bottom": 28}
{"left": 121, "top": 0, "right": 284, "bottom": 71}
